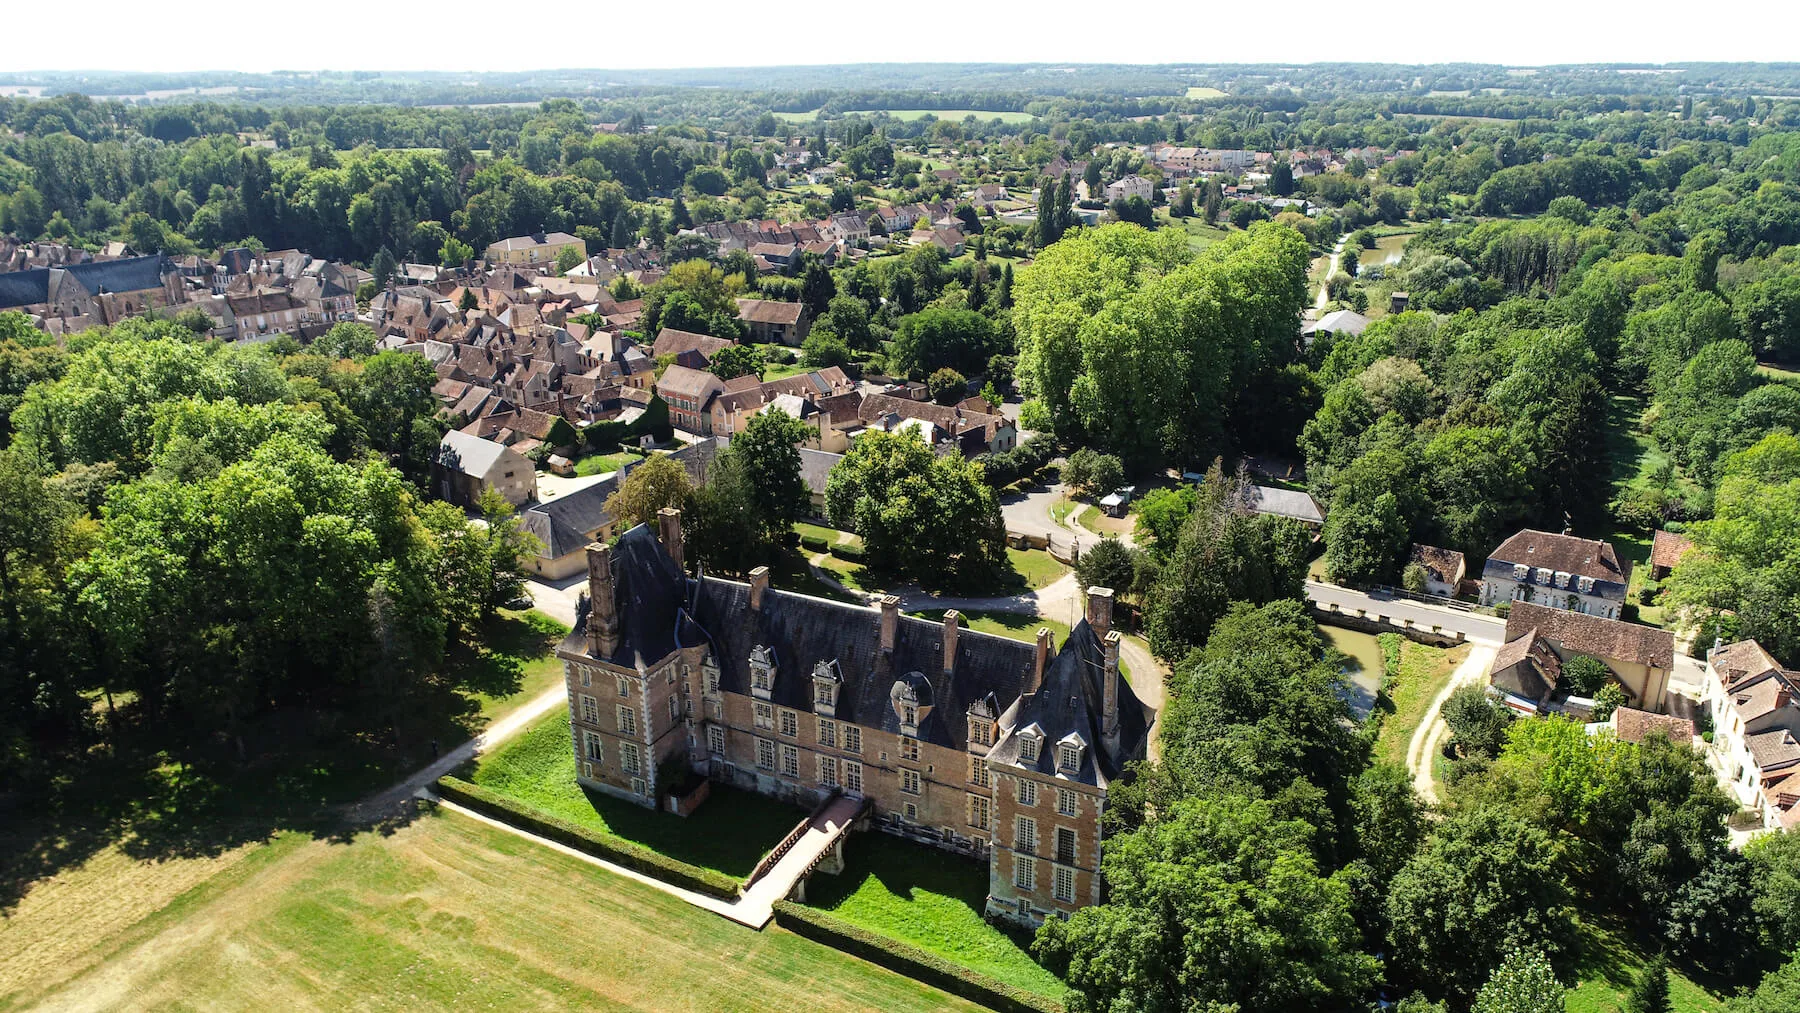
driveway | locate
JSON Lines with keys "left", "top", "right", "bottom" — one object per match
{"left": 1407, "top": 644, "right": 1497, "bottom": 804}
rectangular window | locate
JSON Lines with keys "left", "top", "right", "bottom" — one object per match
{"left": 819, "top": 755, "right": 839, "bottom": 787}
{"left": 1059, "top": 743, "right": 1082, "bottom": 771}
{"left": 900, "top": 737, "right": 919, "bottom": 761}
{"left": 707, "top": 725, "right": 725, "bottom": 756}
{"left": 970, "top": 718, "right": 992, "bottom": 747}
{"left": 1015, "top": 815, "right": 1038, "bottom": 853}
{"left": 781, "top": 744, "right": 800, "bottom": 778}
{"left": 704, "top": 666, "right": 719, "bottom": 696}
{"left": 815, "top": 681, "right": 833, "bottom": 706}
{"left": 1018, "top": 779, "right": 1038, "bottom": 808}
{"left": 969, "top": 755, "right": 990, "bottom": 788}
{"left": 1014, "top": 855, "right": 1037, "bottom": 891}
{"left": 584, "top": 731, "right": 603, "bottom": 762}
{"left": 901, "top": 769, "right": 921, "bottom": 795}
{"left": 620, "top": 742, "right": 641, "bottom": 775}
{"left": 844, "top": 726, "right": 862, "bottom": 753}
{"left": 752, "top": 667, "right": 771, "bottom": 693}
{"left": 617, "top": 675, "right": 631, "bottom": 698}
{"left": 845, "top": 760, "right": 863, "bottom": 795}
{"left": 617, "top": 705, "right": 637, "bottom": 737}
{"left": 631, "top": 776, "right": 647, "bottom": 797}
{"left": 1054, "top": 865, "right": 1075, "bottom": 903}
{"left": 579, "top": 693, "right": 599, "bottom": 726}
{"left": 579, "top": 667, "right": 592, "bottom": 688}
{"left": 754, "top": 702, "right": 774, "bottom": 729}
{"left": 580, "top": 761, "right": 593, "bottom": 779}
{"left": 968, "top": 793, "right": 992, "bottom": 831}
{"left": 780, "top": 709, "right": 798, "bottom": 737}
{"left": 756, "top": 737, "right": 776, "bottom": 770}
{"left": 668, "top": 696, "right": 680, "bottom": 724}
{"left": 903, "top": 801, "right": 919, "bottom": 822}
{"left": 1055, "top": 826, "right": 1078, "bottom": 865}
{"left": 818, "top": 718, "right": 838, "bottom": 749}
{"left": 1057, "top": 787, "right": 1078, "bottom": 817}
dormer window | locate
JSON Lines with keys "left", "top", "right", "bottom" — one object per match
{"left": 901, "top": 703, "right": 918, "bottom": 735}
{"left": 749, "top": 645, "right": 776, "bottom": 700}
{"left": 1578, "top": 576, "right": 1595, "bottom": 594}
{"left": 891, "top": 674, "right": 933, "bottom": 738}
{"left": 970, "top": 718, "right": 993, "bottom": 748}
{"left": 811, "top": 659, "right": 842, "bottom": 716}
{"left": 1018, "top": 724, "right": 1043, "bottom": 764}
{"left": 1057, "top": 732, "right": 1086, "bottom": 773}
{"left": 1513, "top": 563, "right": 1529, "bottom": 580}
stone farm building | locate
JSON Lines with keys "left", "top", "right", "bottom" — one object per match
{"left": 556, "top": 511, "right": 1154, "bottom": 926}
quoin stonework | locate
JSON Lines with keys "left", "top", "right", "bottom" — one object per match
{"left": 555, "top": 509, "right": 1153, "bottom": 926}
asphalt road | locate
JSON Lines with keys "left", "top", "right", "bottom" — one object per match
{"left": 1305, "top": 580, "right": 1508, "bottom": 646}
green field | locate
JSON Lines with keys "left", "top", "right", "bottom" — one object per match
{"left": 1184, "top": 86, "right": 1228, "bottom": 100}
{"left": 575, "top": 451, "right": 640, "bottom": 477}
{"left": 1564, "top": 917, "right": 1727, "bottom": 1013}
{"left": 1006, "top": 547, "right": 1069, "bottom": 591}
{"left": 0, "top": 813, "right": 983, "bottom": 1011}
{"left": 1758, "top": 360, "right": 1800, "bottom": 382}
{"left": 470, "top": 712, "right": 803, "bottom": 879}
{"left": 802, "top": 833, "right": 1066, "bottom": 999}
{"left": 1182, "top": 218, "right": 1232, "bottom": 251}
{"left": 1594, "top": 394, "right": 1702, "bottom": 626}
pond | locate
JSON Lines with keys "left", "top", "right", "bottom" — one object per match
{"left": 1357, "top": 233, "right": 1412, "bottom": 269}
{"left": 1321, "top": 625, "right": 1386, "bottom": 721}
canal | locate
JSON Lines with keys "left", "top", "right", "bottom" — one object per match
{"left": 1320, "top": 625, "right": 1387, "bottom": 721}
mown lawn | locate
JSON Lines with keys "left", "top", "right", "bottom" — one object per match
{"left": 795, "top": 521, "right": 861, "bottom": 547}
{"left": 1372, "top": 640, "right": 1468, "bottom": 769}
{"left": 470, "top": 711, "right": 802, "bottom": 879}
{"left": 1564, "top": 916, "right": 1727, "bottom": 1013}
{"left": 463, "top": 609, "right": 570, "bottom": 722}
{"left": 1005, "top": 547, "right": 1069, "bottom": 591}
{"left": 907, "top": 608, "right": 1071, "bottom": 648}
{"left": 803, "top": 833, "right": 1066, "bottom": 999}
{"left": 4, "top": 814, "right": 985, "bottom": 1011}
{"left": 575, "top": 451, "right": 639, "bottom": 477}
{"left": 1594, "top": 394, "right": 1700, "bottom": 627}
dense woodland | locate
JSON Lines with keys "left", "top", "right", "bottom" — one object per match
{"left": 8, "top": 64, "right": 1800, "bottom": 1011}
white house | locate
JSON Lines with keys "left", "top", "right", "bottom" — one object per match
{"left": 1479, "top": 529, "right": 1629, "bottom": 619}
{"left": 1703, "top": 639, "right": 1800, "bottom": 830}
{"left": 1103, "top": 175, "right": 1155, "bottom": 203}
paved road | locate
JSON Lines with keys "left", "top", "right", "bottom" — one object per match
{"left": 999, "top": 481, "right": 1072, "bottom": 543}
{"left": 1306, "top": 580, "right": 1508, "bottom": 646}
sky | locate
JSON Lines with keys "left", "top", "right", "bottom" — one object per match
{"left": 5, "top": 0, "right": 1800, "bottom": 74}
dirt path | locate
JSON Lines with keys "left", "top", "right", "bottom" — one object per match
{"left": 1315, "top": 236, "right": 1346, "bottom": 312}
{"left": 1406, "top": 644, "right": 1496, "bottom": 803}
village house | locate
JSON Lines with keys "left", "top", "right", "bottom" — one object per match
{"left": 0, "top": 254, "right": 180, "bottom": 326}
{"left": 653, "top": 327, "right": 738, "bottom": 369}
{"left": 909, "top": 228, "right": 966, "bottom": 256}
{"left": 1408, "top": 544, "right": 1467, "bottom": 598}
{"left": 658, "top": 364, "right": 727, "bottom": 435}
{"left": 1103, "top": 175, "right": 1155, "bottom": 204}
{"left": 517, "top": 475, "right": 622, "bottom": 579}
{"left": 556, "top": 512, "right": 1153, "bottom": 927}
{"left": 1650, "top": 529, "right": 1695, "bottom": 580}
{"left": 1702, "top": 639, "right": 1800, "bottom": 829}
{"left": 1487, "top": 601, "right": 1676, "bottom": 715}
{"left": 434, "top": 430, "right": 536, "bottom": 508}
{"left": 735, "top": 298, "right": 811, "bottom": 345}
{"left": 484, "top": 231, "right": 587, "bottom": 267}
{"left": 1480, "top": 529, "right": 1629, "bottom": 618}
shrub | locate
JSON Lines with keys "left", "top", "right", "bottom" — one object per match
{"left": 828, "top": 541, "right": 865, "bottom": 562}
{"left": 800, "top": 534, "right": 830, "bottom": 553}
{"left": 433, "top": 776, "right": 741, "bottom": 900}
{"left": 1379, "top": 633, "right": 1403, "bottom": 687}
{"left": 770, "top": 901, "right": 1064, "bottom": 1013}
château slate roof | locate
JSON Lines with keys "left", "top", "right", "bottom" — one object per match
{"left": 518, "top": 476, "right": 619, "bottom": 559}
{"left": 560, "top": 524, "right": 707, "bottom": 671}
{"left": 987, "top": 621, "right": 1153, "bottom": 789}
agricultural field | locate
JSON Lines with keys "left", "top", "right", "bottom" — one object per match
{"left": 846, "top": 109, "right": 1037, "bottom": 124}
{"left": 1184, "top": 86, "right": 1228, "bottom": 99}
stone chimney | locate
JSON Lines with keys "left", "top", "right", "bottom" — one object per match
{"left": 1102, "top": 631, "right": 1122, "bottom": 747}
{"left": 585, "top": 542, "right": 621, "bottom": 658}
{"left": 942, "top": 610, "right": 961, "bottom": 673}
{"left": 879, "top": 595, "right": 901, "bottom": 652}
{"left": 658, "top": 506, "right": 684, "bottom": 571}
{"left": 749, "top": 566, "right": 770, "bottom": 610}
{"left": 1030, "top": 627, "right": 1053, "bottom": 695}
{"left": 1086, "top": 586, "right": 1114, "bottom": 639}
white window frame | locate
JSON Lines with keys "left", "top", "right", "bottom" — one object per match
{"left": 901, "top": 769, "right": 920, "bottom": 795}
{"left": 844, "top": 726, "right": 862, "bottom": 754}
{"left": 845, "top": 760, "right": 863, "bottom": 795}
{"left": 754, "top": 701, "right": 774, "bottom": 729}
{"left": 969, "top": 755, "right": 990, "bottom": 788}
{"left": 1054, "top": 864, "right": 1075, "bottom": 903}
{"left": 819, "top": 755, "right": 839, "bottom": 787}
{"left": 818, "top": 717, "right": 838, "bottom": 749}
{"left": 584, "top": 730, "right": 603, "bottom": 762}
{"left": 756, "top": 737, "right": 776, "bottom": 770}
{"left": 968, "top": 793, "right": 992, "bottom": 830}
{"left": 620, "top": 742, "right": 641, "bottom": 775}
{"left": 1057, "top": 787, "right": 1077, "bottom": 817}
{"left": 1018, "top": 779, "right": 1038, "bottom": 808}
{"left": 780, "top": 709, "right": 798, "bottom": 738}
{"left": 707, "top": 724, "right": 725, "bottom": 756}
{"left": 617, "top": 675, "right": 631, "bottom": 698}
{"left": 617, "top": 704, "right": 637, "bottom": 737}
{"left": 781, "top": 743, "right": 800, "bottom": 778}
{"left": 1016, "top": 815, "right": 1038, "bottom": 853}
{"left": 900, "top": 737, "right": 919, "bottom": 761}
{"left": 579, "top": 693, "right": 599, "bottom": 726}
{"left": 1014, "top": 855, "right": 1037, "bottom": 891}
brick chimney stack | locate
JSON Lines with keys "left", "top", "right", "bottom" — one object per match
{"left": 1102, "top": 631, "right": 1122, "bottom": 748}
{"left": 1030, "top": 627, "right": 1053, "bottom": 696}
{"left": 1086, "top": 586, "right": 1114, "bottom": 639}
{"left": 585, "top": 542, "right": 621, "bottom": 658}
{"left": 749, "top": 566, "right": 770, "bottom": 610}
{"left": 879, "top": 595, "right": 900, "bottom": 652}
{"left": 943, "top": 610, "right": 961, "bottom": 673}
{"left": 658, "top": 506, "right": 684, "bottom": 571}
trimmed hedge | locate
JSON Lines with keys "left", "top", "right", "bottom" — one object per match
{"left": 800, "top": 534, "right": 831, "bottom": 553}
{"left": 827, "top": 541, "right": 865, "bottom": 562}
{"left": 771, "top": 901, "right": 1065, "bottom": 1013}
{"left": 434, "top": 776, "right": 740, "bottom": 900}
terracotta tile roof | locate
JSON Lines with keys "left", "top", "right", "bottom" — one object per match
{"left": 1713, "top": 640, "right": 1790, "bottom": 689}
{"left": 1410, "top": 544, "right": 1466, "bottom": 584}
{"left": 1650, "top": 529, "right": 1694, "bottom": 570}
{"left": 1612, "top": 707, "right": 1694, "bottom": 745}
{"left": 652, "top": 327, "right": 735, "bottom": 362}
{"left": 1748, "top": 728, "right": 1800, "bottom": 776}
{"left": 735, "top": 298, "right": 804, "bottom": 325}
{"left": 1488, "top": 529, "right": 1628, "bottom": 584}
{"left": 1730, "top": 676, "right": 1797, "bottom": 724}
{"left": 1504, "top": 602, "right": 1674, "bottom": 670}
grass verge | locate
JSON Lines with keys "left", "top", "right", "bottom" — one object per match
{"left": 1372, "top": 640, "right": 1469, "bottom": 769}
{"left": 1564, "top": 916, "right": 1726, "bottom": 1013}
{"left": 908, "top": 609, "right": 1071, "bottom": 647}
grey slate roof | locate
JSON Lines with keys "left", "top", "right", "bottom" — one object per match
{"left": 987, "top": 620, "right": 1153, "bottom": 788}
{"left": 1250, "top": 485, "right": 1325, "bottom": 524}
{"left": 560, "top": 524, "right": 706, "bottom": 671}
{"left": 797, "top": 448, "right": 841, "bottom": 497}
{"left": 519, "top": 476, "right": 619, "bottom": 559}
{"left": 436, "top": 429, "right": 511, "bottom": 477}
{"left": 0, "top": 269, "right": 49, "bottom": 309}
